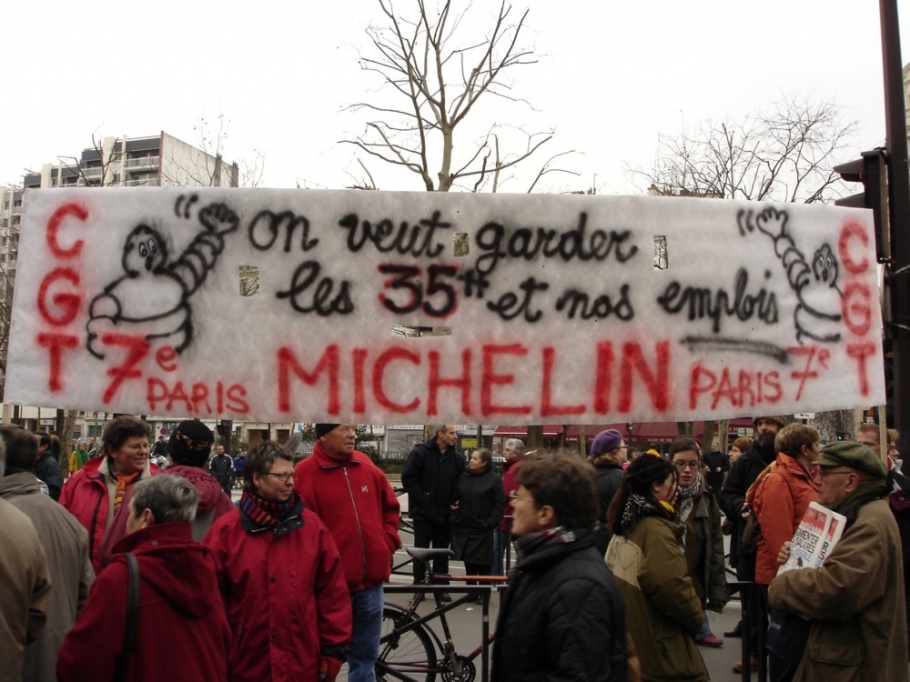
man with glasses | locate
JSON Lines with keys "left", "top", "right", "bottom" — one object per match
{"left": 295, "top": 424, "right": 400, "bottom": 682}
{"left": 769, "top": 441, "right": 909, "bottom": 681}
{"left": 204, "top": 441, "right": 351, "bottom": 682}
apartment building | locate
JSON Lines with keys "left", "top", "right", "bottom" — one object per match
{"left": 20, "top": 131, "right": 239, "bottom": 191}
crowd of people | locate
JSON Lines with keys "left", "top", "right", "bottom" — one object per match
{"left": 2, "top": 417, "right": 908, "bottom": 682}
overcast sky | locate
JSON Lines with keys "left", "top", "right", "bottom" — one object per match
{"left": 3, "top": 0, "right": 909, "bottom": 195}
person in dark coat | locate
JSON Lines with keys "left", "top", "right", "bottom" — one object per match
{"left": 34, "top": 432, "right": 64, "bottom": 501}
{"left": 702, "top": 440, "right": 730, "bottom": 498}
{"left": 402, "top": 425, "right": 464, "bottom": 592}
{"left": 492, "top": 452, "right": 626, "bottom": 682}
{"left": 208, "top": 445, "right": 234, "bottom": 496}
{"left": 719, "top": 414, "right": 785, "bottom": 669}
{"left": 587, "top": 428, "right": 627, "bottom": 555}
{"left": 450, "top": 448, "right": 505, "bottom": 598}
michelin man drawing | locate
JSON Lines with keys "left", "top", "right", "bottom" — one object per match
{"left": 86, "top": 200, "right": 238, "bottom": 359}
{"left": 738, "top": 206, "right": 843, "bottom": 344}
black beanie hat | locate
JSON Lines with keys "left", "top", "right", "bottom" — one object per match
{"left": 167, "top": 420, "right": 215, "bottom": 467}
{"left": 315, "top": 424, "right": 341, "bottom": 439}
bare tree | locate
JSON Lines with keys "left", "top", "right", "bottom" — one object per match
{"left": 636, "top": 96, "right": 859, "bottom": 204}
{"left": 161, "top": 114, "right": 266, "bottom": 188}
{"left": 341, "top": 0, "right": 577, "bottom": 192}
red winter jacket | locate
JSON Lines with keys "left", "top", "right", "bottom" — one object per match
{"left": 295, "top": 442, "right": 401, "bottom": 592}
{"left": 57, "top": 522, "right": 231, "bottom": 682}
{"left": 500, "top": 455, "right": 526, "bottom": 531}
{"left": 161, "top": 465, "right": 235, "bottom": 538}
{"left": 203, "top": 498, "right": 351, "bottom": 682}
{"left": 747, "top": 453, "right": 819, "bottom": 585}
{"left": 59, "top": 456, "right": 158, "bottom": 575}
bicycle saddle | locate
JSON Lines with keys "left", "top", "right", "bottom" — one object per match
{"left": 407, "top": 547, "right": 455, "bottom": 561}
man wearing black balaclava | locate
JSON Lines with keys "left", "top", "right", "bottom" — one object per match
{"left": 720, "top": 415, "right": 786, "bottom": 673}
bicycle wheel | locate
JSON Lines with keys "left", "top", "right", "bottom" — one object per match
{"left": 376, "top": 606, "right": 437, "bottom": 682}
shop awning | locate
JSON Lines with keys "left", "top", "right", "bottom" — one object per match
{"left": 564, "top": 418, "right": 755, "bottom": 443}
{"left": 492, "top": 425, "right": 563, "bottom": 438}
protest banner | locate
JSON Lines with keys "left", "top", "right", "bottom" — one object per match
{"left": 4, "top": 188, "right": 885, "bottom": 424}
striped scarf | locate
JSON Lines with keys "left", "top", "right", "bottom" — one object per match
{"left": 620, "top": 493, "right": 677, "bottom": 532}
{"left": 239, "top": 490, "right": 297, "bottom": 528}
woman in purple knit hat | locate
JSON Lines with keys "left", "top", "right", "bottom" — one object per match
{"left": 587, "top": 429, "right": 628, "bottom": 555}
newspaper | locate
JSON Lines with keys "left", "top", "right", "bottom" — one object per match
{"left": 777, "top": 501, "right": 847, "bottom": 575}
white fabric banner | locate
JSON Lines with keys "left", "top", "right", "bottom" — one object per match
{"left": 5, "top": 187, "right": 884, "bottom": 424}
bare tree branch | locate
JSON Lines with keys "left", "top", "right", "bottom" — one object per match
{"left": 340, "top": 0, "right": 576, "bottom": 192}
{"left": 632, "top": 96, "right": 859, "bottom": 204}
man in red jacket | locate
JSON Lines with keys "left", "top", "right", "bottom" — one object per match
{"left": 58, "top": 474, "right": 231, "bottom": 682}
{"left": 295, "top": 424, "right": 401, "bottom": 682}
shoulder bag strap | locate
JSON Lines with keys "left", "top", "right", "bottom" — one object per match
{"left": 114, "top": 552, "right": 140, "bottom": 682}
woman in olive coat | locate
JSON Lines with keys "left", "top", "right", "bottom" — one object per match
{"left": 606, "top": 454, "right": 709, "bottom": 681}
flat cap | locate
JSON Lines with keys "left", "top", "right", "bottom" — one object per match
{"left": 817, "top": 440, "right": 887, "bottom": 479}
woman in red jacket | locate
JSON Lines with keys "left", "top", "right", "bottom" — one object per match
{"left": 60, "top": 416, "right": 157, "bottom": 575}
{"left": 58, "top": 475, "right": 231, "bottom": 682}
{"left": 204, "top": 441, "right": 351, "bottom": 682}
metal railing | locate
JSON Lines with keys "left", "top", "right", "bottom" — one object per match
{"left": 125, "top": 156, "right": 159, "bottom": 169}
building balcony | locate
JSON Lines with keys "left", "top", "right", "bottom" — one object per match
{"left": 125, "top": 156, "right": 159, "bottom": 169}
{"left": 121, "top": 177, "right": 160, "bottom": 187}
{"left": 81, "top": 167, "right": 103, "bottom": 178}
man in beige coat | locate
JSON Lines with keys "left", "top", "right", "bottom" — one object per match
{"left": 769, "top": 441, "right": 909, "bottom": 681}
{"left": 0, "top": 425, "right": 94, "bottom": 682}
{"left": 0, "top": 430, "right": 52, "bottom": 682}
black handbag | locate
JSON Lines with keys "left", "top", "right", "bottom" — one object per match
{"left": 766, "top": 606, "right": 811, "bottom": 666}
{"left": 113, "top": 552, "right": 140, "bottom": 682}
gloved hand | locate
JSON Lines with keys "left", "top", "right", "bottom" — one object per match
{"left": 319, "top": 656, "right": 343, "bottom": 681}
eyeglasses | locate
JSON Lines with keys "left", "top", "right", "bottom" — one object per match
{"left": 509, "top": 490, "right": 534, "bottom": 503}
{"left": 263, "top": 471, "right": 298, "bottom": 483}
{"left": 673, "top": 461, "right": 700, "bottom": 470}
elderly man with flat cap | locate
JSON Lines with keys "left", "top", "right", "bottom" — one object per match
{"left": 769, "top": 441, "right": 909, "bottom": 681}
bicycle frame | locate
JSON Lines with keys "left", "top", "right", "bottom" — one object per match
{"left": 378, "top": 549, "right": 507, "bottom": 682}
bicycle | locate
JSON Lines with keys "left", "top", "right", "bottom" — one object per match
{"left": 376, "top": 547, "right": 508, "bottom": 682}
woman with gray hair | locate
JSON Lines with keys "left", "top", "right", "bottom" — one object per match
{"left": 58, "top": 474, "right": 231, "bottom": 682}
